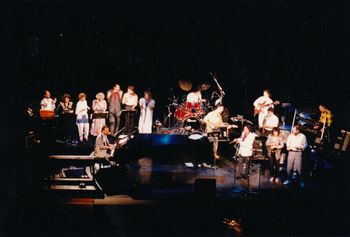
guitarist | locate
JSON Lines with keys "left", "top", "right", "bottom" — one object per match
{"left": 253, "top": 89, "right": 279, "bottom": 129}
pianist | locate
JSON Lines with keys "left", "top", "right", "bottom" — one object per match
{"left": 94, "top": 126, "right": 115, "bottom": 159}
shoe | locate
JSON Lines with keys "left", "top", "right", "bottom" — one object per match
{"left": 283, "top": 180, "right": 290, "bottom": 185}
{"left": 270, "top": 177, "right": 274, "bottom": 182}
{"left": 275, "top": 178, "right": 280, "bottom": 183}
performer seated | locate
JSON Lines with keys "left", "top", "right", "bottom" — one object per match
{"left": 262, "top": 107, "right": 279, "bottom": 133}
{"left": 186, "top": 87, "right": 205, "bottom": 104}
{"left": 90, "top": 92, "right": 107, "bottom": 136}
{"left": 75, "top": 93, "right": 90, "bottom": 142}
{"left": 138, "top": 91, "right": 155, "bottom": 134}
{"left": 283, "top": 125, "right": 308, "bottom": 187}
{"left": 233, "top": 124, "right": 256, "bottom": 179}
{"left": 94, "top": 126, "right": 116, "bottom": 159}
{"left": 266, "top": 127, "right": 284, "bottom": 183}
{"left": 203, "top": 105, "right": 225, "bottom": 160}
{"left": 253, "top": 89, "right": 279, "bottom": 129}
{"left": 40, "top": 90, "right": 57, "bottom": 118}
{"left": 122, "top": 86, "right": 138, "bottom": 135}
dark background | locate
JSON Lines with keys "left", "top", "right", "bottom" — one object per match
{"left": 11, "top": 0, "right": 350, "bottom": 126}
{"left": 0, "top": 0, "right": 350, "bottom": 235}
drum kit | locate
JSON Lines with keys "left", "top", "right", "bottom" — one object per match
{"left": 164, "top": 80, "right": 213, "bottom": 132}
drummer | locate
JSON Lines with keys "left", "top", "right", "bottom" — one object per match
{"left": 186, "top": 86, "right": 206, "bottom": 104}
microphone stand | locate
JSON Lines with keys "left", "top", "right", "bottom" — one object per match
{"left": 210, "top": 72, "right": 225, "bottom": 98}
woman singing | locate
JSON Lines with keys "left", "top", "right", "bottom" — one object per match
{"left": 75, "top": 93, "right": 90, "bottom": 142}
{"left": 57, "top": 93, "right": 74, "bottom": 139}
{"left": 90, "top": 92, "right": 107, "bottom": 136}
{"left": 138, "top": 91, "right": 155, "bottom": 134}
{"left": 122, "top": 86, "right": 138, "bottom": 135}
{"left": 266, "top": 127, "right": 284, "bottom": 183}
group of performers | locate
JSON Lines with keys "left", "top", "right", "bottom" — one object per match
{"left": 40, "top": 84, "right": 155, "bottom": 142}
{"left": 39, "top": 83, "right": 333, "bottom": 187}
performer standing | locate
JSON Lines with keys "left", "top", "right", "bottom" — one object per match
{"left": 234, "top": 124, "right": 256, "bottom": 179}
{"left": 266, "top": 127, "right": 284, "bottom": 183}
{"left": 314, "top": 103, "right": 334, "bottom": 145}
{"left": 107, "top": 84, "right": 123, "bottom": 136}
{"left": 253, "top": 89, "right": 278, "bottom": 129}
{"left": 138, "top": 91, "right": 155, "bottom": 134}
{"left": 90, "top": 92, "right": 107, "bottom": 136}
{"left": 203, "top": 105, "right": 225, "bottom": 160}
{"left": 40, "top": 90, "right": 57, "bottom": 111}
{"left": 75, "top": 93, "right": 90, "bottom": 142}
{"left": 283, "top": 125, "right": 308, "bottom": 186}
{"left": 57, "top": 93, "right": 74, "bottom": 139}
{"left": 122, "top": 86, "right": 138, "bottom": 135}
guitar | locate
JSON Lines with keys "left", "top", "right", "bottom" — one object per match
{"left": 253, "top": 100, "right": 280, "bottom": 116}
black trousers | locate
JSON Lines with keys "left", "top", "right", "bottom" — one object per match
{"left": 269, "top": 150, "right": 281, "bottom": 178}
{"left": 124, "top": 109, "right": 136, "bottom": 135}
{"left": 237, "top": 155, "right": 251, "bottom": 177}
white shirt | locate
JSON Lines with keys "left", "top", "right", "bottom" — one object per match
{"left": 41, "top": 98, "right": 55, "bottom": 111}
{"left": 286, "top": 133, "right": 307, "bottom": 151}
{"left": 253, "top": 96, "right": 273, "bottom": 114}
{"left": 203, "top": 110, "right": 224, "bottom": 133}
{"left": 122, "top": 93, "right": 138, "bottom": 107}
{"left": 186, "top": 91, "right": 202, "bottom": 103}
{"left": 264, "top": 114, "right": 279, "bottom": 131}
{"left": 75, "top": 100, "right": 89, "bottom": 116}
{"left": 237, "top": 132, "right": 256, "bottom": 157}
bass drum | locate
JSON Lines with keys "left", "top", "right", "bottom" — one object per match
{"left": 175, "top": 106, "right": 187, "bottom": 121}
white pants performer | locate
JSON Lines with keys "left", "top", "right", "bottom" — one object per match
{"left": 76, "top": 114, "right": 89, "bottom": 141}
{"left": 287, "top": 151, "right": 302, "bottom": 175}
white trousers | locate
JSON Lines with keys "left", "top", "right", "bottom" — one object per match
{"left": 258, "top": 112, "right": 268, "bottom": 128}
{"left": 287, "top": 151, "right": 302, "bottom": 175}
{"left": 77, "top": 123, "right": 89, "bottom": 140}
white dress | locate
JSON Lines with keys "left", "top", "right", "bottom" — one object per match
{"left": 90, "top": 99, "right": 107, "bottom": 136}
{"left": 138, "top": 98, "right": 155, "bottom": 134}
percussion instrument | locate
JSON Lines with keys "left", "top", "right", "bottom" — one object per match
{"left": 197, "top": 83, "right": 211, "bottom": 91}
{"left": 40, "top": 110, "right": 55, "bottom": 119}
{"left": 178, "top": 80, "right": 192, "bottom": 92}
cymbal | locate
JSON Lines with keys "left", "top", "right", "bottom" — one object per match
{"left": 197, "top": 83, "right": 211, "bottom": 91}
{"left": 178, "top": 80, "right": 192, "bottom": 92}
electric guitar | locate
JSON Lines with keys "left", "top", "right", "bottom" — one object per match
{"left": 253, "top": 100, "right": 280, "bottom": 116}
